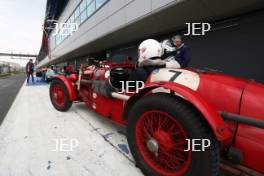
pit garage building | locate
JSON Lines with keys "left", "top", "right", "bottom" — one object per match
{"left": 37, "top": 0, "right": 264, "bottom": 82}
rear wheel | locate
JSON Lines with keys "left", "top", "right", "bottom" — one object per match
{"left": 127, "top": 93, "right": 219, "bottom": 176}
{"left": 50, "top": 79, "right": 72, "bottom": 112}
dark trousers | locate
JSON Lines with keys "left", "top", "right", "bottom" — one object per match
{"left": 27, "top": 72, "right": 34, "bottom": 83}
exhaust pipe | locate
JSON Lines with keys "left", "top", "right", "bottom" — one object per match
{"left": 111, "top": 92, "right": 130, "bottom": 101}
{"left": 80, "top": 80, "right": 130, "bottom": 101}
{"left": 220, "top": 112, "right": 264, "bottom": 129}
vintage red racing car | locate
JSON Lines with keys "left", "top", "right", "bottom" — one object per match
{"left": 49, "top": 41, "right": 264, "bottom": 176}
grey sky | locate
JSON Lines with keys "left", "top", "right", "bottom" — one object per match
{"left": 0, "top": 0, "right": 46, "bottom": 55}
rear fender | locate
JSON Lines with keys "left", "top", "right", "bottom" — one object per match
{"left": 52, "top": 75, "right": 77, "bottom": 101}
{"left": 124, "top": 81, "right": 231, "bottom": 141}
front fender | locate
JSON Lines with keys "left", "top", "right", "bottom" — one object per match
{"left": 52, "top": 75, "right": 77, "bottom": 101}
{"left": 125, "top": 81, "right": 231, "bottom": 141}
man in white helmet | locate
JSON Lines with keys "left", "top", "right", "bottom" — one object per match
{"left": 128, "top": 39, "right": 180, "bottom": 85}
{"left": 137, "top": 39, "right": 181, "bottom": 68}
{"left": 137, "top": 39, "right": 165, "bottom": 67}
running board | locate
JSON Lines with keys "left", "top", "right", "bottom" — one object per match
{"left": 220, "top": 159, "right": 264, "bottom": 176}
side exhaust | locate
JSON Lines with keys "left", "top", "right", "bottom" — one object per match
{"left": 80, "top": 79, "right": 130, "bottom": 101}
{"left": 111, "top": 92, "right": 130, "bottom": 101}
{"left": 220, "top": 112, "right": 264, "bottom": 129}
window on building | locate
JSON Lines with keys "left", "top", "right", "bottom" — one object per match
{"left": 80, "top": 10, "right": 87, "bottom": 23}
{"left": 60, "top": 24, "right": 66, "bottom": 38}
{"left": 87, "top": 0, "right": 92, "bottom": 6}
{"left": 96, "top": 0, "right": 107, "bottom": 9}
{"left": 80, "top": 0, "right": 87, "bottom": 12}
{"left": 59, "top": 35, "right": 63, "bottom": 44}
{"left": 70, "top": 14, "right": 74, "bottom": 24}
{"left": 74, "top": 6, "right": 80, "bottom": 19}
{"left": 87, "top": 0, "right": 96, "bottom": 17}
{"left": 75, "top": 16, "right": 81, "bottom": 26}
{"left": 63, "top": 22, "right": 70, "bottom": 37}
{"left": 61, "top": 34, "right": 65, "bottom": 41}
{"left": 53, "top": 0, "right": 109, "bottom": 47}
{"left": 58, "top": 35, "right": 61, "bottom": 44}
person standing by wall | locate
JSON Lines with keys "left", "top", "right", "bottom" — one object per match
{"left": 162, "top": 35, "right": 191, "bottom": 68}
{"left": 25, "top": 59, "right": 34, "bottom": 84}
{"left": 172, "top": 35, "right": 191, "bottom": 68}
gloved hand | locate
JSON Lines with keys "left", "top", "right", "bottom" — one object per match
{"left": 138, "top": 58, "right": 166, "bottom": 67}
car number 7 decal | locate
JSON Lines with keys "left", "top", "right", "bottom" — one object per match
{"left": 169, "top": 70, "right": 182, "bottom": 82}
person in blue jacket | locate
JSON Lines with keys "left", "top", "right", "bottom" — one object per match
{"left": 162, "top": 35, "right": 191, "bottom": 68}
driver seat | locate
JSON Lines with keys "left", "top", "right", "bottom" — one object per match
{"left": 127, "top": 66, "right": 161, "bottom": 90}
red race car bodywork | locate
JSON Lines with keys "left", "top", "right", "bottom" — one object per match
{"left": 50, "top": 61, "right": 264, "bottom": 175}
{"left": 198, "top": 72, "right": 264, "bottom": 173}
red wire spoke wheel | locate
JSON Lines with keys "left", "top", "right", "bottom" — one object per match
{"left": 127, "top": 93, "right": 219, "bottom": 176}
{"left": 51, "top": 83, "right": 65, "bottom": 108}
{"left": 136, "top": 110, "right": 191, "bottom": 175}
{"left": 50, "top": 79, "right": 72, "bottom": 111}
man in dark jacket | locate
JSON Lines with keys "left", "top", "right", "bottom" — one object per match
{"left": 172, "top": 35, "right": 191, "bottom": 68}
{"left": 162, "top": 35, "right": 191, "bottom": 68}
{"left": 26, "top": 59, "right": 34, "bottom": 84}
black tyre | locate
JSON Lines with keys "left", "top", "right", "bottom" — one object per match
{"left": 127, "top": 93, "right": 219, "bottom": 176}
{"left": 50, "top": 79, "right": 72, "bottom": 112}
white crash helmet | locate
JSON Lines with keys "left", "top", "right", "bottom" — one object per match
{"left": 138, "top": 39, "right": 181, "bottom": 68}
{"left": 161, "top": 39, "right": 176, "bottom": 53}
{"left": 138, "top": 39, "right": 162, "bottom": 61}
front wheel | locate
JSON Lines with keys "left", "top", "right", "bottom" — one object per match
{"left": 50, "top": 79, "right": 72, "bottom": 112}
{"left": 127, "top": 93, "right": 219, "bottom": 176}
